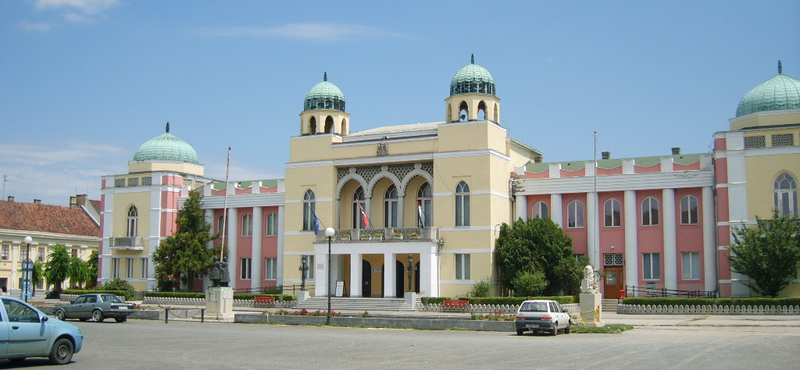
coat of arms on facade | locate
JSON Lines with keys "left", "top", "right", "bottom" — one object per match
{"left": 377, "top": 142, "right": 389, "bottom": 157}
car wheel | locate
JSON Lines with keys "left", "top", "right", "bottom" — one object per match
{"left": 551, "top": 324, "right": 558, "bottom": 336}
{"left": 54, "top": 309, "right": 66, "bottom": 321}
{"left": 564, "top": 322, "right": 571, "bottom": 334}
{"left": 115, "top": 316, "right": 127, "bottom": 323}
{"left": 49, "top": 338, "right": 74, "bottom": 365}
{"left": 92, "top": 309, "right": 104, "bottom": 322}
{"left": 516, "top": 329, "right": 524, "bottom": 336}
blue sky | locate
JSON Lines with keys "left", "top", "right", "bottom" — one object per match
{"left": 1, "top": 0, "right": 798, "bottom": 206}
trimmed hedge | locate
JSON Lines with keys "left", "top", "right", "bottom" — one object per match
{"left": 143, "top": 292, "right": 296, "bottom": 301}
{"left": 63, "top": 289, "right": 127, "bottom": 296}
{"left": 622, "top": 297, "right": 800, "bottom": 306}
{"left": 425, "top": 296, "right": 576, "bottom": 305}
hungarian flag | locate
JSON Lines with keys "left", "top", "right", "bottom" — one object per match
{"left": 417, "top": 200, "right": 425, "bottom": 227}
{"left": 358, "top": 202, "right": 370, "bottom": 228}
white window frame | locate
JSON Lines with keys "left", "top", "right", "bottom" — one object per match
{"left": 567, "top": 200, "right": 584, "bottom": 228}
{"left": 455, "top": 253, "right": 471, "bottom": 280}
{"left": 302, "top": 190, "right": 316, "bottom": 231}
{"left": 604, "top": 198, "right": 621, "bottom": 227}
{"left": 531, "top": 201, "right": 548, "bottom": 219}
{"left": 681, "top": 251, "right": 700, "bottom": 280}
{"left": 1, "top": 245, "right": 9, "bottom": 260}
{"left": 112, "top": 258, "right": 120, "bottom": 278}
{"left": 643, "top": 253, "right": 660, "bottom": 281}
{"left": 266, "top": 212, "right": 277, "bottom": 236}
{"left": 642, "top": 196, "right": 660, "bottom": 226}
{"left": 774, "top": 173, "right": 798, "bottom": 217}
{"left": 241, "top": 213, "right": 253, "bottom": 237}
{"left": 126, "top": 258, "right": 134, "bottom": 279}
{"left": 265, "top": 257, "right": 277, "bottom": 280}
{"left": 680, "top": 195, "right": 699, "bottom": 225}
{"left": 455, "top": 181, "right": 470, "bottom": 227}
{"left": 241, "top": 257, "right": 252, "bottom": 280}
{"left": 417, "top": 183, "right": 432, "bottom": 227}
{"left": 127, "top": 206, "right": 138, "bottom": 237}
{"left": 384, "top": 185, "right": 399, "bottom": 228}
{"left": 305, "top": 255, "right": 315, "bottom": 280}
{"left": 352, "top": 187, "right": 367, "bottom": 229}
{"left": 140, "top": 258, "right": 148, "bottom": 279}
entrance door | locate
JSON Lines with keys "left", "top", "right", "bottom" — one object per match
{"left": 362, "top": 260, "right": 372, "bottom": 297}
{"left": 395, "top": 261, "right": 404, "bottom": 298}
{"left": 604, "top": 267, "right": 623, "bottom": 299}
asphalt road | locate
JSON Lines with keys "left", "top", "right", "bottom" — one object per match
{"left": 4, "top": 319, "right": 799, "bottom": 370}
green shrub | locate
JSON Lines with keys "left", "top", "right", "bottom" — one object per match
{"left": 98, "top": 278, "right": 136, "bottom": 300}
{"left": 469, "top": 279, "right": 492, "bottom": 297}
{"left": 622, "top": 297, "right": 800, "bottom": 306}
{"left": 142, "top": 292, "right": 296, "bottom": 301}
{"left": 426, "top": 296, "right": 575, "bottom": 306}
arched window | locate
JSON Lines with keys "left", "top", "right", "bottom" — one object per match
{"left": 417, "top": 183, "right": 432, "bottom": 227}
{"left": 567, "top": 200, "right": 584, "bottom": 228}
{"left": 126, "top": 206, "right": 138, "bottom": 237}
{"left": 459, "top": 101, "right": 469, "bottom": 122}
{"left": 241, "top": 213, "right": 253, "bottom": 236}
{"left": 477, "top": 101, "right": 487, "bottom": 120}
{"left": 493, "top": 103, "right": 499, "bottom": 123}
{"left": 455, "top": 181, "right": 470, "bottom": 226}
{"left": 324, "top": 116, "right": 334, "bottom": 134}
{"left": 309, "top": 117, "right": 317, "bottom": 135}
{"left": 302, "top": 190, "right": 315, "bottom": 231}
{"left": 774, "top": 173, "right": 798, "bottom": 216}
{"left": 680, "top": 195, "right": 699, "bottom": 225}
{"left": 353, "top": 187, "right": 367, "bottom": 228}
{"left": 604, "top": 198, "right": 621, "bottom": 227}
{"left": 266, "top": 212, "right": 277, "bottom": 236}
{"left": 384, "top": 185, "right": 398, "bottom": 228}
{"left": 642, "top": 196, "right": 660, "bottom": 226}
{"left": 531, "top": 201, "right": 548, "bottom": 218}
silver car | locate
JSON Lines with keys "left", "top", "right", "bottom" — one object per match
{"left": 54, "top": 293, "right": 134, "bottom": 323}
{"left": 515, "top": 299, "right": 572, "bottom": 336}
{"left": 0, "top": 296, "right": 84, "bottom": 365}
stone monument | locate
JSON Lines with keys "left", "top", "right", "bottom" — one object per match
{"left": 206, "top": 258, "right": 234, "bottom": 321}
{"left": 579, "top": 265, "right": 605, "bottom": 327}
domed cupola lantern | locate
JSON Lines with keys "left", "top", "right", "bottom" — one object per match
{"left": 133, "top": 122, "right": 199, "bottom": 164}
{"left": 736, "top": 61, "right": 800, "bottom": 118}
{"left": 445, "top": 54, "right": 501, "bottom": 124}
{"left": 300, "top": 73, "right": 351, "bottom": 136}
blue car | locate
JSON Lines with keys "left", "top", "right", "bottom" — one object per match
{"left": 0, "top": 296, "right": 84, "bottom": 365}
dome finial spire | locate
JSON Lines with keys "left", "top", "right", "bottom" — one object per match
{"left": 166, "top": 122, "right": 170, "bottom": 133}
{"left": 778, "top": 60, "right": 783, "bottom": 74}
{"left": 324, "top": 72, "right": 327, "bottom": 81}
{"left": 471, "top": 54, "right": 474, "bottom": 64}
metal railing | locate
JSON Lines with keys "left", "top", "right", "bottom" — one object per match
{"left": 317, "top": 227, "right": 440, "bottom": 243}
{"left": 111, "top": 237, "right": 143, "bottom": 250}
{"left": 625, "top": 285, "right": 718, "bottom": 298}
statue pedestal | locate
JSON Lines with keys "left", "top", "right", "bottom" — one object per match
{"left": 404, "top": 292, "right": 417, "bottom": 310}
{"left": 297, "top": 291, "right": 310, "bottom": 304}
{"left": 205, "top": 286, "right": 234, "bottom": 321}
{"left": 579, "top": 292, "right": 605, "bottom": 327}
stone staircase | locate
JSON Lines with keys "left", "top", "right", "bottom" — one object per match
{"left": 295, "top": 297, "right": 416, "bottom": 312}
{"left": 602, "top": 299, "right": 620, "bottom": 312}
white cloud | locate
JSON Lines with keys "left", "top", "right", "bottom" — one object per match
{"left": 195, "top": 23, "right": 405, "bottom": 42}
{"left": 19, "top": 20, "right": 53, "bottom": 31}
{"left": 33, "top": 0, "right": 121, "bottom": 15}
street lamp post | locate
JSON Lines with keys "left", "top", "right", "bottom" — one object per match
{"left": 325, "top": 227, "right": 335, "bottom": 325}
{"left": 299, "top": 255, "right": 308, "bottom": 291}
{"left": 22, "top": 236, "right": 32, "bottom": 302}
{"left": 406, "top": 254, "right": 417, "bottom": 293}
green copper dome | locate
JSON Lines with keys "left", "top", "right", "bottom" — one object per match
{"left": 736, "top": 62, "right": 800, "bottom": 117}
{"left": 304, "top": 72, "right": 345, "bottom": 112}
{"left": 133, "top": 123, "right": 199, "bottom": 164}
{"left": 450, "top": 54, "right": 496, "bottom": 96}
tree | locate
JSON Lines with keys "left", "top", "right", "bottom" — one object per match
{"left": 68, "top": 257, "right": 90, "bottom": 289}
{"left": 31, "top": 261, "right": 44, "bottom": 297}
{"left": 86, "top": 251, "right": 99, "bottom": 289}
{"left": 44, "top": 245, "right": 71, "bottom": 296}
{"left": 495, "top": 217, "right": 583, "bottom": 295}
{"left": 728, "top": 213, "right": 800, "bottom": 297}
{"left": 153, "top": 190, "right": 219, "bottom": 291}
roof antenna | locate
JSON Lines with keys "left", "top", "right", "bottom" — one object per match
{"left": 166, "top": 122, "right": 170, "bottom": 133}
{"left": 324, "top": 72, "right": 327, "bottom": 81}
{"left": 778, "top": 60, "right": 782, "bottom": 74}
{"left": 471, "top": 54, "right": 474, "bottom": 64}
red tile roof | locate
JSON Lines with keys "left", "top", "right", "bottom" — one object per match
{"left": 0, "top": 201, "right": 100, "bottom": 237}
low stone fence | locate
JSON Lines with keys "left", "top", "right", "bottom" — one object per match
{"left": 60, "top": 294, "right": 296, "bottom": 308}
{"left": 618, "top": 304, "right": 800, "bottom": 315}
{"left": 418, "top": 303, "right": 579, "bottom": 315}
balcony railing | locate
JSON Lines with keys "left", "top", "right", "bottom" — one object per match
{"left": 111, "top": 237, "right": 144, "bottom": 250}
{"left": 316, "top": 227, "right": 440, "bottom": 243}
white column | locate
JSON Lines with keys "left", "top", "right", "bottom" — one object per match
{"left": 420, "top": 249, "right": 438, "bottom": 297}
{"left": 587, "top": 192, "right": 599, "bottom": 268}
{"left": 350, "top": 253, "right": 363, "bottom": 297}
{"left": 516, "top": 194, "right": 528, "bottom": 221}
{"left": 364, "top": 198, "right": 372, "bottom": 228}
{"left": 251, "top": 207, "right": 263, "bottom": 291}
{"left": 550, "top": 194, "right": 563, "bottom": 227}
{"left": 702, "top": 186, "right": 716, "bottom": 292}
{"left": 624, "top": 190, "right": 638, "bottom": 294}
{"left": 226, "top": 208, "right": 238, "bottom": 288}
{"left": 662, "top": 188, "right": 677, "bottom": 291}
{"left": 397, "top": 195, "right": 405, "bottom": 228}
{"left": 383, "top": 253, "right": 395, "bottom": 298}
{"left": 276, "top": 205, "right": 285, "bottom": 285}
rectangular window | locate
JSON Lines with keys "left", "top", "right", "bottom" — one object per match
{"left": 71, "top": 248, "right": 79, "bottom": 258}
{"left": 126, "top": 258, "right": 134, "bottom": 279}
{"left": 680, "top": 195, "right": 699, "bottom": 225}
{"left": 266, "top": 213, "right": 277, "bottom": 236}
{"left": 241, "top": 258, "right": 252, "bottom": 280}
{"left": 140, "top": 258, "right": 148, "bottom": 279}
{"left": 455, "top": 254, "right": 471, "bottom": 280}
{"left": 771, "top": 133, "right": 794, "bottom": 147}
{"left": 681, "top": 252, "right": 700, "bottom": 280}
{"left": 305, "top": 255, "right": 315, "bottom": 279}
{"left": 112, "top": 258, "right": 119, "bottom": 278}
{"left": 38, "top": 247, "right": 46, "bottom": 262}
{"left": 603, "top": 253, "right": 624, "bottom": 267}
{"left": 744, "top": 135, "right": 766, "bottom": 148}
{"left": 242, "top": 214, "right": 253, "bottom": 237}
{"left": 643, "top": 253, "right": 660, "bottom": 280}
{"left": 265, "top": 258, "right": 277, "bottom": 280}
{"left": 19, "top": 245, "right": 29, "bottom": 260}
{"left": 1, "top": 245, "right": 9, "bottom": 260}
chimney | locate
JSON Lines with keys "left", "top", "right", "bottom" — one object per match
{"left": 70, "top": 196, "right": 77, "bottom": 208}
{"left": 76, "top": 194, "right": 87, "bottom": 207}
{"left": 601, "top": 151, "right": 610, "bottom": 160}
{"left": 7, "top": 196, "right": 13, "bottom": 202}
{"left": 671, "top": 147, "right": 681, "bottom": 155}
{"left": 33, "top": 199, "right": 41, "bottom": 205}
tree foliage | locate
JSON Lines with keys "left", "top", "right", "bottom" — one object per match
{"left": 495, "top": 217, "right": 583, "bottom": 295}
{"left": 86, "top": 250, "right": 99, "bottom": 289}
{"left": 728, "top": 213, "right": 800, "bottom": 297}
{"left": 152, "top": 190, "right": 219, "bottom": 291}
{"left": 44, "top": 245, "right": 71, "bottom": 295}
{"left": 68, "top": 257, "right": 90, "bottom": 289}
{"left": 101, "top": 277, "right": 136, "bottom": 300}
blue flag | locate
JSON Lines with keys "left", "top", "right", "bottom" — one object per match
{"left": 314, "top": 216, "right": 320, "bottom": 235}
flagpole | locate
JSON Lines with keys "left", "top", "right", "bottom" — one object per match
{"left": 593, "top": 131, "right": 598, "bottom": 268}
{"left": 221, "top": 147, "right": 231, "bottom": 262}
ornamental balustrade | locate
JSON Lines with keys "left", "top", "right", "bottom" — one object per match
{"left": 110, "top": 237, "right": 143, "bottom": 250}
{"left": 317, "top": 227, "right": 440, "bottom": 243}
{"left": 617, "top": 304, "right": 800, "bottom": 315}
